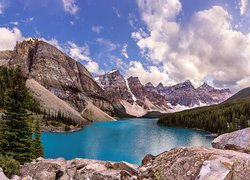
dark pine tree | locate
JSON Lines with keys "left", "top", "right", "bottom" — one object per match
{"left": 33, "top": 121, "right": 43, "bottom": 158}
{"left": 0, "top": 67, "right": 35, "bottom": 163}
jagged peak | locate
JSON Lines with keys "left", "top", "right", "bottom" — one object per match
{"left": 173, "top": 80, "right": 194, "bottom": 89}
{"left": 145, "top": 82, "right": 154, "bottom": 87}
{"left": 157, "top": 82, "right": 164, "bottom": 88}
{"left": 183, "top": 80, "right": 192, "bottom": 85}
{"left": 198, "top": 82, "right": 214, "bottom": 90}
{"left": 127, "top": 76, "right": 142, "bottom": 85}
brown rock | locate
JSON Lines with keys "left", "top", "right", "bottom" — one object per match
{"left": 141, "top": 154, "right": 155, "bottom": 166}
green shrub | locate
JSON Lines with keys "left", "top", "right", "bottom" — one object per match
{"left": 0, "top": 156, "right": 20, "bottom": 178}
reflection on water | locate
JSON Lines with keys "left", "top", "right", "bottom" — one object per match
{"left": 42, "top": 118, "right": 213, "bottom": 164}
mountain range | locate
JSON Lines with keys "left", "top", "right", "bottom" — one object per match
{"left": 0, "top": 38, "right": 232, "bottom": 126}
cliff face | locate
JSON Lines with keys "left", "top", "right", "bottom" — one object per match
{"left": 95, "top": 70, "right": 134, "bottom": 106}
{"left": 8, "top": 39, "right": 115, "bottom": 120}
{"left": 127, "top": 76, "right": 169, "bottom": 110}
{"left": 96, "top": 71, "right": 170, "bottom": 117}
{"left": 0, "top": 50, "right": 12, "bottom": 66}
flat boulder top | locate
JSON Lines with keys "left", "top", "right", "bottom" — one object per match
{"left": 138, "top": 146, "right": 250, "bottom": 180}
{"left": 212, "top": 128, "right": 250, "bottom": 153}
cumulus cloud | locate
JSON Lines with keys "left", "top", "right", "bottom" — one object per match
{"left": 127, "top": 61, "right": 174, "bottom": 86}
{"left": 42, "top": 38, "right": 63, "bottom": 51}
{"left": 91, "top": 25, "right": 103, "bottom": 34}
{"left": 121, "top": 43, "right": 129, "bottom": 58}
{"left": 0, "top": 27, "right": 24, "bottom": 50}
{"left": 62, "top": 0, "right": 79, "bottom": 15}
{"left": 132, "top": 0, "right": 250, "bottom": 91}
{"left": 239, "top": 0, "right": 249, "bottom": 15}
{"left": 65, "top": 41, "right": 104, "bottom": 75}
{"left": 85, "top": 61, "right": 104, "bottom": 75}
{"left": 66, "top": 41, "right": 92, "bottom": 61}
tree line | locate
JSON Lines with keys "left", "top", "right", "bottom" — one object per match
{"left": 0, "top": 66, "right": 44, "bottom": 177}
{"left": 158, "top": 100, "right": 250, "bottom": 134}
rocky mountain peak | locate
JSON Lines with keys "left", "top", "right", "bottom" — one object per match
{"left": 127, "top": 76, "right": 141, "bottom": 85}
{"left": 145, "top": 82, "right": 154, "bottom": 88}
{"left": 198, "top": 82, "right": 214, "bottom": 91}
{"left": 157, "top": 82, "right": 164, "bottom": 89}
{"left": 173, "top": 80, "right": 194, "bottom": 90}
{"left": 8, "top": 39, "right": 116, "bottom": 120}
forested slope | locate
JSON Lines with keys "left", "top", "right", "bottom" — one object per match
{"left": 158, "top": 87, "right": 250, "bottom": 134}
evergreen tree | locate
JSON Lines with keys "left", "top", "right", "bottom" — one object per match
{"left": 0, "top": 67, "right": 35, "bottom": 163}
{"left": 33, "top": 121, "right": 43, "bottom": 158}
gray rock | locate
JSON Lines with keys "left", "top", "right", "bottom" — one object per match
{"left": 212, "top": 127, "right": 250, "bottom": 153}
{"left": 0, "top": 167, "right": 9, "bottom": 180}
{"left": 138, "top": 146, "right": 250, "bottom": 180}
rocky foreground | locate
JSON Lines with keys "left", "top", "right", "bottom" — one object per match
{"left": 1, "top": 127, "right": 250, "bottom": 180}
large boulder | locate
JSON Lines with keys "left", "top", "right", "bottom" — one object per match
{"left": 0, "top": 167, "right": 9, "bottom": 180}
{"left": 212, "top": 128, "right": 250, "bottom": 153}
{"left": 138, "top": 146, "right": 250, "bottom": 180}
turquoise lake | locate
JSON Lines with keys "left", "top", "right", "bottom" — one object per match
{"left": 42, "top": 118, "right": 213, "bottom": 164}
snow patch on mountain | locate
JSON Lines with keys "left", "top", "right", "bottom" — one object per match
{"left": 125, "top": 78, "right": 137, "bottom": 102}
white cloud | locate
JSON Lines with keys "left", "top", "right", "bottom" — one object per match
{"left": 0, "top": 27, "right": 24, "bottom": 50}
{"left": 239, "top": 0, "right": 249, "bottom": 15}
{"left": 85, "top": 61, "right": 104, "bottom": 75}
{"left": 0, "top": 0, "right": 5, "bottom": 15}
{"left": 42, "top": 39, "right": 103, "bottom": 75}
{"left": 121, "top": 43, "right": 129, "bottom": 58}
{"left": 10, "top": 21, "right": 19, "bottom": 26}
{"left": 62, "top": 0, "right": 79, "bottom": 15}
{"left": 21, "top": 17, "right": 34, "bottom": 23}
{"left": 127, "top": 61, "right": 174, "bottom": 86}
{"left": 41, "top": 38, "right": 63, "bottom": 51}
{"left": 96, "top": 38, "right": 119, "bottom": 51}
{"left": 112, "top": 7, "right": 121, "bottom": 18}
{"left": 66, "top": 41, "right": 92, "bottom": 61}
{"left": 132, "top": 0, "right": 250, "bottom": 92}
{"left": 91, "top": 25, "right": 103, "bottom": 34}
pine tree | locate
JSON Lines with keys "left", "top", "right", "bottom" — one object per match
{"left": 0, "top": 67, "right": 35, "bottom": 163}
{"left": 33, "top": 121, "right": 43, "bottom": 158}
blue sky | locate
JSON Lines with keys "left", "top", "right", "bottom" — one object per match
{"left": 0, "top": 0, "right": 250, "bottom": 92}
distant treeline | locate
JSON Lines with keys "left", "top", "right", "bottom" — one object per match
{"left": 158, "top": 100, "right": 250, "bottom": 134}
{"left": 42, "top": 109, "right": 84, "bottom": 130}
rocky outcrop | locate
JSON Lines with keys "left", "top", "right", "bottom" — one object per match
{"left": 138, "top": 146, "right": 250, "bottom": 180}
{"left": 8, "top": 39, "right": 116, "bottom": 122}
{"left": 5, "top": 146, "right": 250, "bottom": 180}
{"left": 0, "top": 50, "right": 12, "bottom": 66}
{"left": 11, "top": 157, "right": 138, "bottom": 180}
{"left": 212, "top": 128, "right": 250, "bottom": 153}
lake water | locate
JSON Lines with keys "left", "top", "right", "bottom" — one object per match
{"left": 42, "top": 118, "right": 213, "bottom": 164}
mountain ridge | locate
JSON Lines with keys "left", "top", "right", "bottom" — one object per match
{"left": 0, "top": 38, "right": 233, "bottom": 121}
